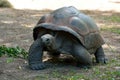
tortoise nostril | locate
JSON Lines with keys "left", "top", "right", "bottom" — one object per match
{"left": 46, "top": 38, "right": 50, "bottom": 42}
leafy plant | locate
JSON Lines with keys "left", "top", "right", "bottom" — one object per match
{"left": 0, "top": 0, "right": 13, "bottom": 8}
{"left": 0, "top": 45, "right": 28, "bottom": 59}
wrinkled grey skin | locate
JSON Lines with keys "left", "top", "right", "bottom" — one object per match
{"left": 28, "top": 6, "right": 107, "bottom": 70}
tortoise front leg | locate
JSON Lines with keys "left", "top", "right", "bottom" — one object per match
{"left": 28, "top": 38, "right": 46, "bottom": 70}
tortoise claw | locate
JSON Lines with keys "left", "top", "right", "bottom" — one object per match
{"left": 30, "top": 63, "right": 46, "bottom": 70}
{"left": 96, "top": 57, "right": 108, "bottom": 64}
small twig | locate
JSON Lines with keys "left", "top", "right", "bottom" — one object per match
{"left": 105, "top": 43, "right": 115, "bottom": 53}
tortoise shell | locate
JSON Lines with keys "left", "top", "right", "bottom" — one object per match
{"left": 33, "top": 6, "right": 104, "bottom": 50}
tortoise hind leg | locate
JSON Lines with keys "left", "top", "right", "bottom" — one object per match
{"left": 72, "top": 44, "right": 92, "bottom": 68}
{"left": 28, "top": 38, "right": 46, "bottom": 70}
{"left": 95, "top": 46, "right": 107, "bottom": 64}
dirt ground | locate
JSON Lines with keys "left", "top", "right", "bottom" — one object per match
{"left": 0, "top": 8, "right": 120, "bottom": 80}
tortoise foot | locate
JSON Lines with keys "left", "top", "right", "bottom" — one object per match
{"left": 29, "top": 63, "right": 46, "bottom": 70}
{"left": 96, "top": 57, "right": 108, "bottom": 64}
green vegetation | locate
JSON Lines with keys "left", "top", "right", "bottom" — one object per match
{"left": 6, "top": 57, "right": 14, "bottom": 63}
{"left": 104, "top": 15, "right": 120, "bottom": 23}
{"left": 0, "top": 45, "right": 119, "bottom": 80}
{"left": 33, "top": 58, "right": 120, "bottom": 80}
{"left": 0, "top": 0, "right": 13, "bottom": 8}
{"left": 0, "top": 45, "right": 28, "bottom": 59}
{"left": 101, "top": 27, "right": 120, "bottom": 34}
{"left": 33, "top": 67, "right": 120, "bottom": 80}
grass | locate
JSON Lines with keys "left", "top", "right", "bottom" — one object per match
{"left": 0, "top": 0, "right": 13, "bottom": 8}
{"left": 0, "top": 45, "right": 28, "bottom": 59}
{"left": 103, "top": 15, "right": 120, "bottom": 23}
{"left": 34, "top": 70, "right": 90, "bottom": 80}
{"left": 32, "top": 57, "right": 120, "bottom": 80}
{"left": 32, "top": 65, "right": 120, "bottom": 80}
{"left": 33, "top": 68, "right": 120, "bottom": 80}
{"left": 100, "top": 13, "right": 120, "bottom": 35}
{"left": 101, "top": 27, "right": 120, "bottom": 34}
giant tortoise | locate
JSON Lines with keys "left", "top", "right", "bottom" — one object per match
{"left": 28, "top": 6, "right": 107, "bottom": 70}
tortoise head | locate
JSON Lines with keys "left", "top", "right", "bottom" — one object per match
{"left": 41, "top": 34, "right": 56, "bottom": 50}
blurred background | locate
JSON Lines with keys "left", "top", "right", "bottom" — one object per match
{"left": 6, "top": 0, "right": 120, "bottom": 12}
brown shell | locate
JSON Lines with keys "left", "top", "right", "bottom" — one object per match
{"left": 33, "top": 6, "right": 105, "bottom": 49}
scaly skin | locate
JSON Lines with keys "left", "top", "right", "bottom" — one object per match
{"left": 28, "top": 33, "right": 107, "bottom": 70}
